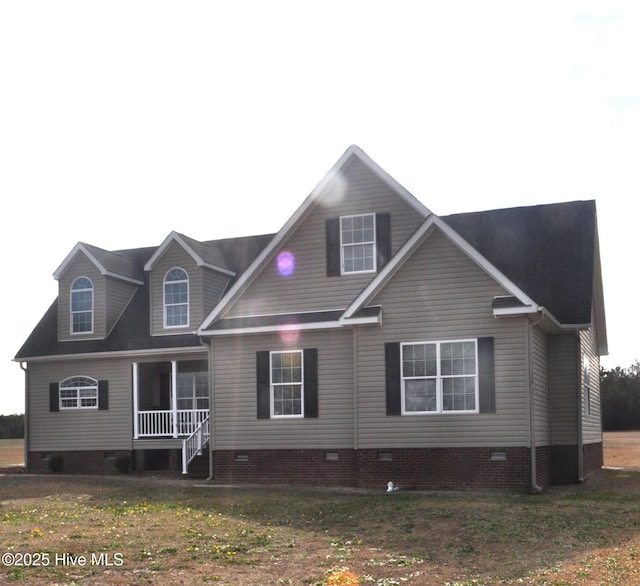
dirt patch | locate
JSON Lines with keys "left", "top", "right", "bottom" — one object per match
{"left": 603, "top": 430, "right": 640, "bottom": 469}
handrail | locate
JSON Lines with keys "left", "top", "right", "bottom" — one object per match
{"left": 181, "top": 415, "right": 210, "bottom": 474}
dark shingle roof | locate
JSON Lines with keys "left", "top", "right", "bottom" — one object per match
{"left": 15, "top": 234, "right": 274, "bottom": 360}
{"left": 442, "top": 200, "right": 596, "bottom": 324}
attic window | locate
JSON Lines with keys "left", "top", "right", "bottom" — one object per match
{"left": 71, "top": 277, "right": 94, "bottom": 334}
{"left": 164, "top": 268, "right": 189, "bottom": 327}
{"left": 341, "top": 214, "right": 376, "bottom": 274}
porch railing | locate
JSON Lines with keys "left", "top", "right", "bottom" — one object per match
{"left": 182, "top": 415, "right": 210, "bottom": 474}
{"left": 136, "top": 409, "right": 209, "bottom": 438}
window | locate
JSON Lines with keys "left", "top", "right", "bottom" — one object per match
{"left": 401, "top": 340, "right": 478, "bottom": 413}
{"left": 164, "top": 268, "right": 189, "bottom": 327}
{"left": 270, "top": 350, "right": 304, "bottom": 417}
{"left": 326, "top": 213, "right": 391, "bottom": 277}
{"left": 59, "top": 376, "right": 99, "bottom": 409}
{"left": 340, "top": 213, "right": 376, "bottom": 274}
{"left": 71, "top": 277, "right": 93, "bottom": 334}
{"left": 177, "top": 373, "right": 209, "bottom": 410}
{"left": 256, "top": 349, "right": 318, "bottom": 419}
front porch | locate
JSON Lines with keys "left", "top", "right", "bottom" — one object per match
{"left": 132, "top": 359, "right": 210, "bottom": 473}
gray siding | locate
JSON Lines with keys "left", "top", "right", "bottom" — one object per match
{"left": 356, "top": 228, "right": 530, "bottom": 448}
{"left": 27, "top": 358, "right": 133, "bottom": 451}
{"left": 549, "top": 333, "right": 579, "bottom": 445}
{"left": 105, "top": 277, "right": 138, "bottom": 335}
{"left": 211, "top": 330, "right": 354, "bottom": 450}
{"left": 581, "top": 307, "right": 602, "bottom": 444}
{"left": 203, "top": 269, "right": 231, "bottom": 315}
{"left": 532, "top": 325, "right": 551, "bottom": 445}
{"left": 227, "top": 157, "right": 426, "bottom": 317}
{"left": 58, "top": 254, "right": 106, "bottom": 341}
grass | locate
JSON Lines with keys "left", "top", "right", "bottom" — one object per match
{"left": 1, "top": 470, "right": 640, "bottom": 585}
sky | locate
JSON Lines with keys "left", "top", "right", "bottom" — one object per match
{"left": 1, "top": 1, "right": 639, "bottom": 415}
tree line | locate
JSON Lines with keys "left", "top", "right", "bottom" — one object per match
{"left": 601, "top": 361, "right": 640, "bottom": 431}
{"left": 0, "top": 414, "right": 24, "bottom": 439}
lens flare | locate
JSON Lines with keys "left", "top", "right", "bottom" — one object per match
{"left": 277, "top": 251, "right": 295, "bottom": 277}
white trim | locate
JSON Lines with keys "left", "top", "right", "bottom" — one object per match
{"left": 199, "top": 145, "right": 430, "bottom": 333}
{"left": 163, "top": 267, "right": 190, "bottom": 329}
{"left": 205, "top": 321, "right": 345, "bottom": 337}
{"left": 144, "top": 231, "right": 236, "bottom": 276}
{"left": 15, "top": 346, "right": 207, "bottom": 363}
{"left": 340, "top": 213, "right": 377, "bottom": 275}
{"left": 54, "top": 243, "right": 144, "bottom": 285}
{"left": 270, "top": 349, "right": 304, "bottom": 419}
{"left": 400, "top": 339, "right": 479, "bottom": 415}
{"left": 70, "top": 276, "right": 94, "bottom": 335}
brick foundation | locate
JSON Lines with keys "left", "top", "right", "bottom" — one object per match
{"left": 213, "top": 447, "right": 534, "bottom": 492}
{"left": 28, "top": 451, "right": 133, "bottom": 475}
{"left": 583, "top": 442, "right": 604, "bottom": 479}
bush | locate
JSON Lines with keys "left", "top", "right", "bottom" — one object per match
{"left": 48, "top": 455, "right": 63, "bottom": 473}
{"left": 115, "top": 454, "right": 130, "bottom": 473}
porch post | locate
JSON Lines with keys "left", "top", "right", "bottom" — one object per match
{"left": 132, "top": 362, "right": 139, "bottom": 439}
{"left": 171, "top": 361, "right": 178, "bottom": 438}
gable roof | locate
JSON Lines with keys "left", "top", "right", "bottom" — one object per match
{"left": 144, "top": 231, "right": 236, "bottom": 276}
{"left": 343, "top": 200, "right": 606, "bottom": 352}
{"left": 53, "top": 242, "right": 144, "bottom": 285}
{"left": 198, "top": 145, "right": 431, "bottom": 332}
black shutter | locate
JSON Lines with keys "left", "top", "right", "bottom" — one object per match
{"left": 49, "top": 383, "right": 59, "bottom": 412}
{"left": 303, "top": 348, "right": 318, "bottom": 418}
{"left": 326, "top": 218, "right": 341, "bottom": 277}
{"left": 478, "top": 337, "right": 496, "bottom": 413}
{"left": 385, "top": 342, "right": 402, "bottom": 416}
{"left": 98, "top": 380, "right": 109, "bottom": 410}
{"left": 376, "top": 213, "right": 391, "bottom": 270}
{"left": 256, "top": 351, "right": 271, "bottom": 419}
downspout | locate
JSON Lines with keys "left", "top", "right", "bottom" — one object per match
{"left": 353, "top": 327, "right": 359, "bottom": 452}
{"left": 200, "top": 336, "right": 215, "bottom": 482}
{"left": 528, "top": 311, "right": 545, "bottom": 494}
{"left": 20, "top": 362, "right": 28, "bottom": 471}
{"left": 576, "top": 334, "right": 584, "bottom": 483}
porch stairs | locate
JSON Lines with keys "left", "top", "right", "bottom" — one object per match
{"left": 181, "top": 415, "right": 210, "bottom": 475}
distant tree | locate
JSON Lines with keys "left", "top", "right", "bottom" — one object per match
{"left": 601, "top": 362, "right": 640, "bottom": 430}
{"left": 0, "top": 414, "right": 24, "bottom": 439}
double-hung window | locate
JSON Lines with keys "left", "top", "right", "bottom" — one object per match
{"left": 59, "top": 376, "right": 99, "bottom": 409}
{"left": 164, "top": 268, "right": 189, "bottom": 327}
{"left": 176, "top": 372, "right": 209, "bottom": 410}
{"left": 270, "top": 350, "right": 304, "bottom": 418}
{"left": 340, "top": 213, "right": 376, "bottom": 274}
{"left": 71, "top": 277, "right": 93, "bottom": 334}
{"left": 401, "top": 339, "right": 478, "bottom": 413}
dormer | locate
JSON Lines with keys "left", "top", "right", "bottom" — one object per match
{"left": 144, "top": 232, "right": 236, "bottom": 336}
{"left": 53, "top": 243, "right": 144, "bottom": 342}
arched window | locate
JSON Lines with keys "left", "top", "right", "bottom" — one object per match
{"left": 59, "top": 376, "right": 99, "bottom": 409}
{"left": 71, "top": 277, "right": 93, "bottom": 334}
{"left": 164, "top": 268, "right": 189, "bottom": 327}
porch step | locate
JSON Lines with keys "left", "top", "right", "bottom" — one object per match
{"left": 186, "top": 453, "right": 209, "bottom": 478}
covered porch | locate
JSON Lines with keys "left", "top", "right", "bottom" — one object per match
{"left": 132, "top": 359, "right": 210, "bottom": 473}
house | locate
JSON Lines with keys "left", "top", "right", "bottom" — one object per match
{"left": 14, "top": 145, "right": 607, "bottom": 491}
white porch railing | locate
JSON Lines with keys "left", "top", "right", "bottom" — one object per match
{"left": 182, "top": 415, "right": 210, "bottom": 474}
{"left": 136, "top": 409, "right": 209, "bottom": 438}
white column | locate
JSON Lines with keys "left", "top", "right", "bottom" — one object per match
{"left": 132, "top": 362, "right": 139, "bottom": 439}
{"left": 171, "top": 361, "right": 178, "bottom": 438}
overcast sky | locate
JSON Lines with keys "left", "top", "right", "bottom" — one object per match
{"left": 2, "top": 2, "right": 639, "bottom": 415}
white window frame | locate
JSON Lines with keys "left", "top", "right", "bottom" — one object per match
{"left": 270, "top": 350, "right": 304, "bottom": 419}
{"left": 340, "top": 213, "right": 377, "bottom": 275}
{"left": 164, "top": 267, "right": 189, "bottom": 328}
{"left": 70, "top": 276, "right": 94, "bottom": 335}
{"left": 401, "top": 339, "right": 479, "bottom": 414}
{"left": 176, "top": 372, "right": 209, "bottom": 411}
{"left": 59, "top": 376, "right": 99, "bottom": 410}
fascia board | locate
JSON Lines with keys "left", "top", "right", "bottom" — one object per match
{"left": 202, "top": 320, "right": 345, "bottom": 337}
{"left": 143, "top": 231, "right": 180, "bottom": 271}
{"left": 13, "top": 345, "right": 207, "bottom": 363}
